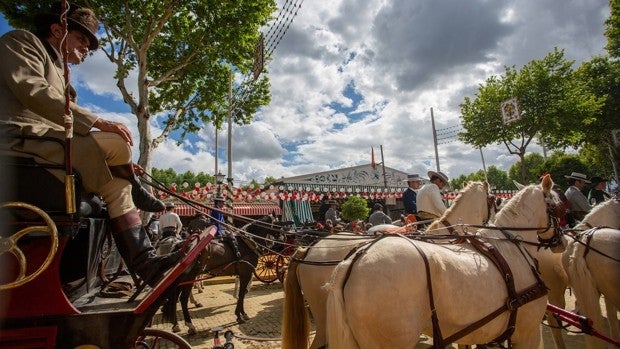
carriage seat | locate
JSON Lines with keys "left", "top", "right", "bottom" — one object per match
{"left": 0, "top": 154, "right": 103, "bottom": 221}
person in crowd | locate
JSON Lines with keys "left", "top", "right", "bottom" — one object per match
{"left": 210, "top": 197, "right": 226, "bottom": 238}
{"left": 187, "top": 211, "right": 209, "bottom": 233}
{"left": 564, "top": 172, "right": 593, "bottom": 222}
{"left": 317, "top": 196, "right": 331, "bottom": 223}
{"left": 145, "top": 215, "right": 160, "bottom": 243}
{"left": 324, "top": 200, "right": 341, "bottom": 225}
{"left": 0, "top": 2, "right": 176, "bottom": 286}
{"left": 416, "top": 170, "right": 450, "bottom": 220}
{"left": 160, "top": 202, "right": 183, "bottom": 238}
{"left": 368, "top": 203, "right": 392, "bottom": 226}
{"left": 588, "top": 176, "right": 611, "bottom": 205}
{"left": 402, "top": 174, "right": 423, "bottom": 216}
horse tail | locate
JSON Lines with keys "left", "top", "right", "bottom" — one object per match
{"left": 565, "top": 239, "right": 606, "bottom": 348}
{"left": 325, "top": 259, "right": 360, "bottom": 349}
{"left": 281, "top": 257, "right": 309, "bottom": 349}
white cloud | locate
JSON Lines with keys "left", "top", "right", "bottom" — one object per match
{"left": 63, "top": 0, "right": 609, "bottom": 185}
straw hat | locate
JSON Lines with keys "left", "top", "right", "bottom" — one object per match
{"left": 564, "top": 172, "right": 591, "bottom": 183}
{"left": 403, "top": 174, "right": 422, "bottom": 182}
{"left": 427, "top": 170, "right": 450, "bottom": 187}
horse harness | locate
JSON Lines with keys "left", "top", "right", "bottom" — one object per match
{"left": 340, "top": 233, "right": 548, "bottom": 349}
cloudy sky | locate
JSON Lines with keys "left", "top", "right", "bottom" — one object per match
{"left": 0, "top": 0, "right": 611, "bottom": 186}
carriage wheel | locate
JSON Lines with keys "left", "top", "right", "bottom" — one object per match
{"left": 135, "top": 328, "right": 192, "bottom": 349}
{"left": 253, "top": 252, "right": 279, "bottom": 283}
{"left": 0, "top": 202, "right": 59, "bottom": 291}
{"left": 276, "top": 246, "right": 295, "bottom": 283}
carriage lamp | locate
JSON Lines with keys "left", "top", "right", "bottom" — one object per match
{"left": 215, "top": 172, "right": 225, "bottom": 196}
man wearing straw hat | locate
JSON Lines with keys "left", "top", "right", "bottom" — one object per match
{"left": 564, "top": 171, "right": 593, "bottom": 221}
{"left": 417, "top": 170, "right": 450, "bottom": 220}
{"left": 402, "top": 174, "right": 423, "bottom": 216}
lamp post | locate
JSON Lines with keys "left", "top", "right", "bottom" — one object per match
{"left": 215, "top": 172, "right": 225, "bottom": 197}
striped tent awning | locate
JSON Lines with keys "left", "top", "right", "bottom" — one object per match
{"left": 170, "top": 203, "right": 281, "bottom": 217}
{"left": 283, "top": 200, "right": 314, "bottom": 226}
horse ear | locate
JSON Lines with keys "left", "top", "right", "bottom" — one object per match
{"left": 513, "top": 180, "right": 525, "bottom": 190}
{"left": 541, "top": 174, "right": 553, "bottom": 193}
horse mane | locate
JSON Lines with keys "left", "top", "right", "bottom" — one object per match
{"left": 576, "top": 197, "right": 620, "bottom": 229}
{"left": 426, "top": 181, "right": 488, "bottom": 231}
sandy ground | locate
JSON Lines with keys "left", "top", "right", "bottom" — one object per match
{"left": 148, "top": 277, "right": 617, "bottom": 349}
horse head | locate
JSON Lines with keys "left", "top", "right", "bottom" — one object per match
{"left": 495, "top": 174, "right": 564, "bottom": 252}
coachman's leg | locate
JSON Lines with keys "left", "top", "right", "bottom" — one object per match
{"left": 110, "top": 208, "right": 181, "bottom": 286}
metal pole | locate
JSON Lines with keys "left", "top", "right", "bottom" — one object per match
{"left": 226, "top": 71, "right": 234, "bottom": 225}
{"left": 227, "top": 71, "right": 233, "bottom": 181}
{"left": 431, "top": 107, "right": 440, "bottom": 172}
{"left": 380, "top": 145, "right": 388, "bottom": 189}
{"left": 479, "top": 147, "right": 488, "bottom": 183}
{"left": 214, "top": 127, "right": 219, "bottom": 175}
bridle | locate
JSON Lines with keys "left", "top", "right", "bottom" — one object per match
{"left": 533, "top": 191, "right": 563, "bottom": 249}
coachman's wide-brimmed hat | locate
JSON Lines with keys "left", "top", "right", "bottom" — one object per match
{"left": 564, "top": 172, "right": 591, "bottom": 183}
{"left": 427, "top": 170, "right": 450, "bottom": 187}
{"left": 590, "top": 176, "right": 607, "bottom": 185}
{"left": 37, "top": 1, "right": 99, "bottom": 50}
{"left": 403, "top": 174, "right": 422, "bottom": 182}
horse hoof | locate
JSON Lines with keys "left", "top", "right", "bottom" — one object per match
{"left": 240, "top": 313, "right": 251, "bottom": 322}
{"left": 236, "top": 316, "right": 246, "bottom": 324}
{"left": 188, "top": 328, "right": 197, "bottom": 336}
{"left": 172, "top": 325, "right": 181, "bottom": 333}
{"left": 194, "top": 303, "right": 203, "bottom": 308}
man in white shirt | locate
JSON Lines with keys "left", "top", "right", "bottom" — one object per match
{"left": 417, "top": 170, "right": 450, "bottom": 220}
{"left": 159, "top": 202, "right": 183, "bottom": 239}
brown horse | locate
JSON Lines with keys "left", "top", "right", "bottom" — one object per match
{"left": 160, "top": 214, "right": 279, "bottom": 334}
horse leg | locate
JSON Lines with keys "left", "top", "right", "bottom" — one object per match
{"left": 189, "top": 289, "right": 202, "bottom": 308}
{"left": 605, "top": 297, "right": 619, "bottom": 342}
{"left": 235, "top": 269, "right": 252, "bottom": 323}
{"left": 179, "top": 285, "right": 197, "bottom": 335}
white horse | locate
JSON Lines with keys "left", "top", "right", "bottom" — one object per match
{"left": 325, "top": 176, "right": 562, "bottom": 349}
{"left": 281, "top": 181, "right": 494, "bottom": 349}
{"left": 538, "top": 198, "right": 620, "bottom": 349}
{"left": 562, "top": 200, "right": 620, "bottom": 349}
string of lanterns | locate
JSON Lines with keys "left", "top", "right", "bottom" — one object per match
{"left": 157, "top": 182, "right": 517, "bottom": 203}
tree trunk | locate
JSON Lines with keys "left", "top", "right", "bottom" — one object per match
{"left": 519, "top": 151, "right": 527, "bottom": 183}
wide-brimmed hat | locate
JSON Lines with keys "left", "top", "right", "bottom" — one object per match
{"left": 403, "top": 174, "right": 422, "bottom": 182}
{"left": 37, "top": 2, "right": 99, "bottom": 50}
{"left": 328, "top": 200, "right": 338, "bottom": 205}
{"left": 427, "top": 170, "right": 450, "bottom": 187}
{"left": 590, "top": 176, "right": 607, "bottom": 185}
{"left": 214, "top": 196, "right": 225, "bottom": 202}
{"left": 373, "top": 203, "right": 383, "bottom": 210}
{"left": 165, "top": 202, "right": 175, "bottom": 208}
{"left": 564, "top": 172, "right": 591, "bottom": 183}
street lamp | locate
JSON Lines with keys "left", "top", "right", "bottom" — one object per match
{"left": 215, "top": 172, "right": 225, "bottom": 197}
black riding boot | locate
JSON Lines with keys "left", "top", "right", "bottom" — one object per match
{"left": 111, "top": 209, "right": 181, "bottom": 286}
{"left": 109, "top": 164, "right": 165, "bottom": 213}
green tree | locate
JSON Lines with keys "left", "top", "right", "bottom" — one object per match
{"left": 556, "top": 56, "right": 620, "bottom": 183}
{"left": 0, "top": 0, "right": 276, "bottom": 173}
{"left": 605, "top": 0, "right": 620, "bottom": 58}
{"left": 536, "top": 152, "right": 589, "bottom": 190}
{"left": 508, "top": 153, "right": 546, "bottom": 185}
{"left": 340, "top": 196, "right": 370, "bottom": 222}
{"left": 459, "top": 49, "right": 599, "bottom": 182}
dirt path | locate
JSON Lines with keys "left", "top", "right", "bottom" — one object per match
{"left": 150, "top": 279, "right": 610, "bottom": 348}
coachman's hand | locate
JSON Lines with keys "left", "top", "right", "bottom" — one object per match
{"left": 93, "top": 118, "right": 134, "bottom": 145}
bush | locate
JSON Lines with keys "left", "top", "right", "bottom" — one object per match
{"left": 340, "top": 196, "right": 370, "bottom": 222}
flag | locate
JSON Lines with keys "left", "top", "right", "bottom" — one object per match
{"left": 371, "top": 147, "right": 376, "bottom": 169}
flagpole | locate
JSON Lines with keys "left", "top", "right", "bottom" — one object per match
{"left": 380, "top": 145, "right": 388, "bottom": 189}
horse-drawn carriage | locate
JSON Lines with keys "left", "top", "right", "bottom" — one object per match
{"left": 0, "top": 148, "right": 217, "bottom": 348}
